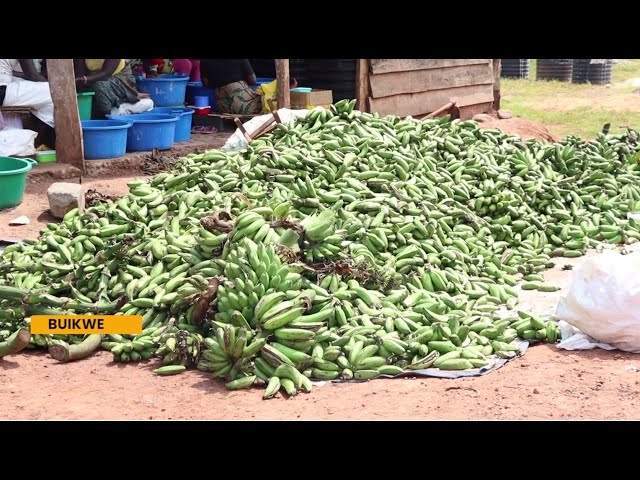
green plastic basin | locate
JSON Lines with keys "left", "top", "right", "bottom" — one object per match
{"left": 0, "top": 157, "right": 35, "bottom": 209}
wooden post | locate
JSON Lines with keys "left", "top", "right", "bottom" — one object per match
{"left": 492, "top": 59, "right": 501, "bottom": 111}
{"left": 355, "top": 59, "right": 369, "bottom": 112}
{"left": 275, "top": 59, "right": 290, "bottom": 109}
{"left": 47, "top": 59, "right": 84, "bottom": 172}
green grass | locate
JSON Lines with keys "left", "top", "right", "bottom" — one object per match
{"left": 611, "top": 59, "right": 640, "bottom": 83}
{"left": 501, "top": 59, "right": 640, "bottom": 139}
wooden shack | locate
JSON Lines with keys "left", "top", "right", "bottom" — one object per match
{"left": 43, "top": 59, "right": 502, "bottom": 172}
{"left": 273, "top": 58, "right": 501, "bottom": 119}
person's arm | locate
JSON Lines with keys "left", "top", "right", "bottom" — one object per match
{"left": 75, "top": 59, "right": 121, "bottom": 88}
{"left": 241, "top": 59, "right": 256, "bottom": 85}
{"left": 18, "top": 59, "right": 47, "bottom": 82}
{"left": 199, "top": 60, "right": 211, "bottom": 87}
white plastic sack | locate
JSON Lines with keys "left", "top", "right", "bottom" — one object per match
{"left": 555, "top": 250, "right": 640, "bottom": 353}
{"left": 222, "top": 107, "right": 313, "bottom": 152}
{"left": 556, "top": 320, "right": 617, "bottom": 351}
{"left": 0, "top": 128, "right": 37, "bottom": 156}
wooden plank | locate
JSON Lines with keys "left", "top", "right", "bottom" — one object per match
{"left": 369, "top": 59, "right": 490, "bottom": 75}
{"left": 275, "top": 59, "right": 290, "bottom": 109}
{"left": 368, "top": 84, "right": 494, "bottom": 118}
{"left": 455, "top": 101, "right": 494, "bottom": 120}
{"left": 369, "top": 63, "right": 493, "bottom": 98}
{"left": 492, "top": 59, "right": 501, "bottom": 110}
{"left": 0, "top": 106, "right": 35, "bottom": 113}
{"left": 419, "top": 101, "right": 455, "bottom": 120}
{"left": 450, "top": 92, "right": 495, "bottom": 107}
{"left": 47, "top": 59, "right": 84, "bottom": 172}
{"left": 207, "top": 113, "right": 258, "bottom": 120}
{"left": 234, "top": 118, "right": 253, "bottom": 142}
{"left": 355, "top": 59, "right": 370, "bottom": 111}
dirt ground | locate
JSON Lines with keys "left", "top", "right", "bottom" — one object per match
{"left": 478, "top": 116, "right": 558, "bottom": 142}
{"left": 0, "top": 174, "right": 145, "bottom": 241}
{"left": 1, "top": 132, "right": 639, "bottom": 420}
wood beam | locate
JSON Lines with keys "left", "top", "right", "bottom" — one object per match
{"left": 275, "top": 59, "right": 290, "bottom": 109}
{"left": 48, "top": 59, "right": 84, "bottom": 172}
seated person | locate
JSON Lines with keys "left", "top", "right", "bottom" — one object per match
{"left": 142, "top": 59, "right": 173, "bottom": 78}
{"left": 200, "top": 59, "right": 262, "bottom": 115}
{"left": 0, "top": 59, "right": 54, "bottom": 127}
{"left": 169, "top": 59, "right": 201, "bottom": 83}
{"left": 74, "top": 59, "right": 153, "bottom": 118}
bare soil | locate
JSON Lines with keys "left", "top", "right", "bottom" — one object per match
{"left": 0, "top": 174, "right": 145, "bottom": 241}
{"left": 1, "top": 341, "right": 638, "bottom": 420}
{"left": 480, "top": 115, "right": 558, "bottom": 142}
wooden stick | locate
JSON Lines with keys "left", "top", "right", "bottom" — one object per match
{"left": 234, "top": 118, "right": 253, "bottom": 142}
{"left": 251, "top": 116, "right": 277, "bottom": 139}
{"left": 267, "top": 99, "right": 283, "bottom": 124}
{"left": 420, "top": 101, "right": 455, "bottom": 120}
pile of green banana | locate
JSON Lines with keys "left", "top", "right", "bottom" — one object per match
{"left": 0, "top": 98, "right": 638, "bottom": 396}
{"left": 101, "top": 324, "right": 204, "bottom": 365}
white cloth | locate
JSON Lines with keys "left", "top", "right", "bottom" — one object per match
{"left": 110, "top": 98, "right": 154, "bottom": 116}
{"left": 0, "top": 59, "right": 19, "bottom": 85}
{"left": 3, "top": 77, "right": 55, "bottom": 127}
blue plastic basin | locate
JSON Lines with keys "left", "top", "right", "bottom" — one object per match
{"left": 136, "top": 74, "right": 189, "bottom": 107}
{"left": 81, "top": 120, "right": 132, "bottom": 160}
{"left": 186, "top": 85, "right": 216, "bottom": 112}
{"left": 148, "top": 107, "right": 195, "bottom": 142}
{"left": 108, "top": 114, "right": 178, "bottom": 151}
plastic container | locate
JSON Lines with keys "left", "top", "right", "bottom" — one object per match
{"left": 148, "top": 107, "right": 195, "bottom": 142}
{"left": 536, "top": 59, "right": 573, "bottom": 82}
{"left": 188, "top": 106, "right": 211, "bottom": 116}
{"left": 290, "top": 87, "right": 312, "bottom": 93}
{"left": 186, "top": 85, "right": 212, "bottom": 103}
{"left": 77, "top": 91, "right": 96, "bottom": 120}
{"left": 587, "top": 59, "right": 613, "bottom": 85}
{"left": 501, "top": 59, "right": 530, "bottom": 79}
{"left": 193, "top": 95, "right": 209, "bottom": 108}
{"left": 135, "top": 74, "right": 189, "bottom": 107}
{"left": 81, "top": 120, "right": 132, "bottom": 159}
{"left": 572, "top": 59, "right": 590, "bottom": 84}
{"left": 0, "top": 157, "right": 34, "bottom": 209}
{"left": 36, "top": 150, "right": 57, "bottom": 163}
{"left": 108, "top": 114, "right": 178, "bottom": 151}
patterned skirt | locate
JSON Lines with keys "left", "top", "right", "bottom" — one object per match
{"left": 89, "top": 73, "right": 141, "bottom": 118}
{"left": 214, "top": 80, "right": 262, "bottom": 115}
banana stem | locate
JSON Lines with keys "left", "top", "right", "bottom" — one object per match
{"left": 0, "top": 328, "right": 31, "bottom": 358}
{"left": 48, "top": 334, "right": 103, "bottom": 362}
{"left": 0, "top": 285, "right": 26, "bottom": 301}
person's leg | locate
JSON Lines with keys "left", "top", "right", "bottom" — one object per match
{"left": 216, "top": 81, "right": 262, "bottom": 115}
{"left": 3, "top": 80, "right": 55, "bottom": 127}
{"left": 189, "top": 60, "right": 201, "bottom": 82}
